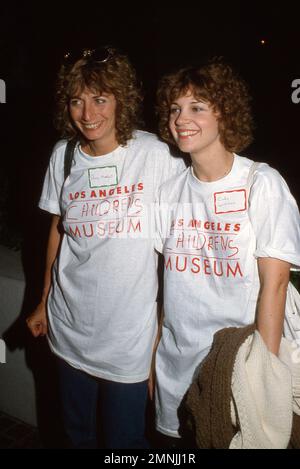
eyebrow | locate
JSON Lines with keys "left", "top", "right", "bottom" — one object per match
{"left": 171, "top": 99, "right": 206, "bottom": 105}
{"left": 70, "top": 93, "right": 107, "bottom": 99}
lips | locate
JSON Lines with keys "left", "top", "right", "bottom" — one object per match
{"left": 82, "top": 122, "right": 102, "bottom": 130}
{"left": 176, "top": 129, "right": 199, "bottom": 138}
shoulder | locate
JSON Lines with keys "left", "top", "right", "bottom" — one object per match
{"left": 248, "top": 160, "right": 297, "bottom": 205}
{"left": 255, "top": 161, "right": 281, "bottom": 179}
{"left": 235, "top": 154, "right": 288, "bottom": 190}
{"left": 253, "top": 162, "right": 289, "bottom": 193}
{"left": 129, "top": 130, "right": 171, "bottom": 153}
{"left": 159, "top": 168, "right": 190, "bottom": 201}
{"left": 52, "top": 139, "right": 68, "bottom": 154}
{"left": 49, "top": 139, "right": 68, "bottom": 163}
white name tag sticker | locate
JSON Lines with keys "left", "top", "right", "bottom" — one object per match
{"left": 88, "top": 166, "right": 118, "bottom": 188}
{"left": 214, "top": 189, "right": 247, "bottom": 214}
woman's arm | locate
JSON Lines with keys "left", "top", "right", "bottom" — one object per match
{"left": 26, "top": 214, "right": 62, "bottom": 337}
{"left": 148, "top": 306, "right": 164, "bottom": 400}
{"left": 256, "top": 257, "right": 291, "bottom": 355}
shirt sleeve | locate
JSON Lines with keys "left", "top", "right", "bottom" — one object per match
{"left": 151, "top": 146, "right": 186, "bottom": 253}
{"left": 154, "top": 146, "right": 187, "bottom": 191}
{"left": 154, "top": 186, "right": 174, "bottom": 254}
{"left": 249, "top": 164, "right": 300, "bottom": 268}
{"left": 154, "top": 195, "right": 163, "bottom": 254}
{"left": 38, "top": 141, "right": 66, "bottom": 216}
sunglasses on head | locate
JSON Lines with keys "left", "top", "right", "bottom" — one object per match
{"left": 63, "top": 46, "right": 115, "bottom": 66}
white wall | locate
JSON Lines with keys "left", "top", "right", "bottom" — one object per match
{"left": 0, "top": 245, "right": 37, "bottom": 426}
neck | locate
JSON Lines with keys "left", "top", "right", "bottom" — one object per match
{"left": 191, "top": 146, "right": 234, "bottom": 182}
{"left": 82, "top": 138, "right": 119, "bottom": 157}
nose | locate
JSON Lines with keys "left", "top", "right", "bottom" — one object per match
{"left": 82, "top": 102, "right": 93, "bottom": 122}
{"left": 174, "top": 109, "right": 190, "bottom": 126}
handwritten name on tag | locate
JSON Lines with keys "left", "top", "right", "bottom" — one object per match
{"left": 214, "top": 189, "right": 246, "bottom": 214}
{"left": 88, "top": 166, "right": 118, "bottom": 188}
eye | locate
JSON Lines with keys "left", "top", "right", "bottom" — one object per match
{"left": 192, "top": 105, "right": 205, "bottom": 112}
{"left": 95, "top": 97, "right": 106, "bottom": 104}
{"left": 170, "top": 106, "right": 180, "bottom": 114}
{"left": 69, "top": 98, "right": 82, "bottom": 107}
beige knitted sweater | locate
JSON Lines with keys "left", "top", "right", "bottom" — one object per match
{"left": 184, "top": 325, "right": 300, "bottom": 449}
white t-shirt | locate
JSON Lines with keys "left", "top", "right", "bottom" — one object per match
{"left": 39, "top": 130, "right": 185, "bottom": 383}
{"left": 155, "top": 154, "right": 300, "bottom": 437}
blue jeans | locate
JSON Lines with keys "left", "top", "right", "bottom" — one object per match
{"left": 57, "top": 358, "right": 149, "bottom": 449}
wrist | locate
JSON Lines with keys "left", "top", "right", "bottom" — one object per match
{"left": 40, "top": 295, "right": 48, "bottom": 305}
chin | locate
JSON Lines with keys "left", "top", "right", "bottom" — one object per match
{"left": 177, "top": 143, "right": 194, "bottom": 153}
{"left": 83, "top": 132, "right": 103, "bottom": 141}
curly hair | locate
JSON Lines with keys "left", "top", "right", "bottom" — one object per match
{"left": 54, "top": 48, "right": 143, "bottom": 146}
{"left": 157, "top": 59, "right": 253, "bottom": 153}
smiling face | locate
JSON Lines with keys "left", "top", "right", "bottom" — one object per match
{"left": 169, "top": 90, "right": 221, "bottom": 158}
{"left": 69, "top": 87, "right": 118, "bottom": 154}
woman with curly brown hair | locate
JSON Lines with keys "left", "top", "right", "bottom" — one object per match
{"left": 26, "top": 46, "right": 185, "bottom": 449}
{"left": 154, "top": 59, "right": 300, "bottom": 445}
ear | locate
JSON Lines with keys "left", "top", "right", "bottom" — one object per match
{"left": 212, "top": 104, "right": 222, "bottom": 118}
{"left": 214, "top": 110, "right": 222, "bottom": 121}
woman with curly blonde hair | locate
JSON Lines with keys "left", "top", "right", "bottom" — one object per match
{"left": 154, "top": 59, "right": 300, "bottom": 446}
{"left": 26, "top": 46, "right": 185, "bottom": 449}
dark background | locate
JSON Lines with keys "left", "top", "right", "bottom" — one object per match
{"left": 0, "top": 1, "right": 300, "bottom": 447}
{"left": 1, "top": 1, "right": 300, "bottom": 246}
{"left": 1, "top": 1, "right": 300, "bottom": 248}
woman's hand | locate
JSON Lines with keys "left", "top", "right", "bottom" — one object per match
{"left": 26, "top": 215, "right": 61, "bottom": 339}
{"left": 26, "top": 302, "right": 48, "bottom": 337}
